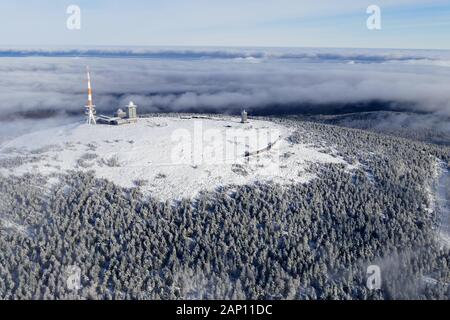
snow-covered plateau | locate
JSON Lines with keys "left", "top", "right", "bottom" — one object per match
{"left": 0, "top": 116, "right": 349, "bottom": 201}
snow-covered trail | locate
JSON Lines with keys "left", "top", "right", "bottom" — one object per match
{"left": 437, "top": 167, "right": 450, "bottom": 248}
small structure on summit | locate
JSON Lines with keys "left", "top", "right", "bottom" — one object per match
{"left": 114, "top": 108, "right": 127, "bottom": 119}
{"left": 97, "top": 101, "right": 139, "bottom": 125}
{"left": 126, "top": 101, "right": 138, "bottom": 119}
{"left": 241, "top": 109, "right": 248, "bottom": 123}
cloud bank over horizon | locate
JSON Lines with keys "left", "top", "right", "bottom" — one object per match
{"left": 0, "top": 47, "right": 450, "bottom": 122}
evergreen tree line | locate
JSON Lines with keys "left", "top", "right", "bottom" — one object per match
{"left": 0, "top": 118, "right": 449, "bottom": 299}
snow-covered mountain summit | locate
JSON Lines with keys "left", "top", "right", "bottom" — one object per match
{"left": 0, "top": 115, "right": 347, "bottom": 200}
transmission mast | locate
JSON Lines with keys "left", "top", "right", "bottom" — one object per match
{"left": 85, "top": 66, "right": 97, "bottom": 125}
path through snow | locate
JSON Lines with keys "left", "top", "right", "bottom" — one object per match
{"left": 436, "top": 167, "right": 450, "bottom": 248}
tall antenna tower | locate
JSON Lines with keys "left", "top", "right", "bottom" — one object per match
{"left": 85, "top": 66, "right": 97, "bottom": 125}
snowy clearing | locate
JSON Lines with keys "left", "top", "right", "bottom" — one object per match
{"left": 0, "top": 116, "right": 348, "bottom": 201}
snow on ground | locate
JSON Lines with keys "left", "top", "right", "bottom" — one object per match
{"left": 0, "top": 218, "right": 29, "bottom": 236}
{"left": 436, "top": 169, "right": 450, "bottom": 248}
{"left": 426, "top": 159, "right": 450, "bottom": 248}
{"left": 0, "top": 116, "right": 347, "bottom": 201}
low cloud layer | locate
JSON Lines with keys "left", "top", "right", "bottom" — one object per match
{"left": 0, "top": 47, "right": 450, "bottom": 121}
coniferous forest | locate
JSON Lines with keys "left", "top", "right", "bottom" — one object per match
{"left": 1, "top": 118, "right": 450, "bottom": 299}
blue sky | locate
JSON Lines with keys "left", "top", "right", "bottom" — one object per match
{"left": 0, "top": 0, "right": 449, "bottom": 49}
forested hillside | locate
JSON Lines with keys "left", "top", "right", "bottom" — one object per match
{"left": 1, "top": 118, "right": 449, "bottom": 299}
